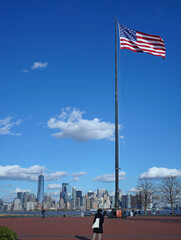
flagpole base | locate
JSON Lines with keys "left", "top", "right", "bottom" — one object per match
{"left": 110, "top": 208, "right": 127, "bottom": 219}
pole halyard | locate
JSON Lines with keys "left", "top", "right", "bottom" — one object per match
{"left": 115, "top": 17, "right": 119, "bottom": 210}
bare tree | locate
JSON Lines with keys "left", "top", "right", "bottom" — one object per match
{"left": 159, "top": 176, "right": 181, "bottom": 214}
{"left": 137, "top": 178, "right": 157, "bottom": 214}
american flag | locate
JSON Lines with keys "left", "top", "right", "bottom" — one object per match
{"left": 119, "top": 24, "right": 166, "bottom": 58}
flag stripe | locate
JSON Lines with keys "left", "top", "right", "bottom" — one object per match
{"left": 121, "top": 45, "right": 165, "bottom": 55}
{"left": 121, "top": 45, "right": 165, "bottom": 57}
{"left": 136, "top": 38, "right": 165, "bottom": 46}
{"left": 121, "top": 40, "right": 165, "bottom": 52}
{"left": 136, "top": 32, "right": 161, "bottom": 40}
{"left": 121, "top": 38, "right": 165, "bottom": 50}
{"left": 121, "top": 41, "right": 165, "bottom": 53}
{"left": 121, "top": 44, "right": 165, "bottom": 54}
{"left": 119, "top": 24, "right": 166, "bottom": 58}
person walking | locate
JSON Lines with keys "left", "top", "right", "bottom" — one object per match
{"left": 41, "top": 207, "right": 46, "bottom": 218}
{"left": 92, "top": 208, "right": 104, "bottom": 240}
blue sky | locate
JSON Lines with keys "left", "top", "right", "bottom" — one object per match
{"left": 0, "top": 0, "right": 181, "bottom": 201}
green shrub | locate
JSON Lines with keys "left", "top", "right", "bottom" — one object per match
{"left": 0, "top": 226, "right": 17, "bottom": 240}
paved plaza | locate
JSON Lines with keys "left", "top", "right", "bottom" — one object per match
{"left": 0, "top": 216, "right": 181, "bottom": 240}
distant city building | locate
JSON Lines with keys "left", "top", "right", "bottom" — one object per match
{"left": 3, "top": 202, "right": 12, "bottom": 211}
{"left": 86, "top": 198, "right": 91, "bottom": 210}
{"left": 0, "top": 199, "right": 3, "bottom": 211}
{"left": 76, "top": 190, "right": 82, "bottom": 200}
{"left": 67, "top": 184, "right": 72, "bottom": 202}
{"left": 59, "top": 198, "right": 65, "bottom": 209}
{"left": 43, "top": 195, "right": 52, "bottom": 209}
{"left": 27, "top": 202, "right": 36, "bottom": 211}
{"left": 103, "top": 195, "right": 111, "bottom": 209}
{"left": 90, "top": 198, "right": 95, "bottom": 209}
{"left": 23, "top": 192, "right": 30, "bottom": 210}
{"left": 122, "top": 193, "right": 142, "bottom": 209}
{"left": 71, "top": 199, "right": 76, "bottom": 208}
{"left": 131, "top": 192, "right": 142, "bottom": 209}
{"left": 87, "top": 191, "right": 94, "bottom": 198}
{"left": 36, "top": 202, "right": 42, "bottom": 210}
{"left": 72, "top": 187, "right": 76, "bottom": 201}
{"left": 13, "top": 198, "right": 21, "bottom": 211}
{"left": 109, "top": 196, "right": 115, "bottom": 208}
{"left": 91, "top": 199, "right": 98, "bottom": 210}
{"left": 118, "top": 190, "right": 122, "bottom": 201}
{"left": 17, "top": 192, "right": 23, "bottom": 206}
{"left": 60, "top": 183, "right": 69, "bottom": 204}
{"left": 105, "top": 190, "right": 109, "bottom": 196}
{"left": 28, "top": 194, "right": 36, "bottom": 202}
{"left": 103, "top": 192, "right": 108, "bottom": 201}
{"left": 127, "top": 194, "right": 131, "bottom": 208}
{"left": 97, "top": 189, "right": 105, "bottom": 197}
{"left": 81, "top": 196, "right": 85, "bottom": 208}
{"left": 37, "top": 174, "right": 44, "bottom": 203}
{"left": 121, "top": 194, "right": 131, "bottom": 208}
{"left": 76, "top": 198, "right": 81, "bottom": 207}
{"left": 98, "top": 199, "right": 104, "bottom": 209}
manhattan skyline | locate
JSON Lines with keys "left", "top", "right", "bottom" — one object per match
{"left": 0, "top": 0, "right": 181, "bottom": 202}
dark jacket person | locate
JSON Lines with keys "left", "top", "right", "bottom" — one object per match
{"left": 92, "top": 208, "right": 104, "bottom": 240}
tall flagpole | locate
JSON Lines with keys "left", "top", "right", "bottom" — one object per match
{"left": 115, "top": 17, "right": 119, "bottom": 210}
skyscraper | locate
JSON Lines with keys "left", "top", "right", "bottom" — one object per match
{"left": 17, "top": 192, "right": 23, "bottom": 206}
{"left": 23, "top": 192, "right": 30, "bottom": 210}
{"left": 61, "top": 183, "right": 69, "bottom": 203}
{"left": 76, "top": 190, "right": 82, "bottom": 199}
{"left": 97, "top": 189, "right": 105, "bottom": 197}
{"left": 37, "top": 174, "right": 44, "bottom": 203}
{"left": 72, "top": 187, "right": 76, "bottom": 201}
{"left": 122, "top": 194, "right": 131, "bottom": 208}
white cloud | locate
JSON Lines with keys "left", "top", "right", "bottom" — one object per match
{"left": 44, "top": 171, "right": 68, "bottom": 181}
{"left": 70, "top": 177, "right": 80, "bottom": 182}
{"left": 47, "top": 107, "right": 120, "bottom": 142}
{"left": 0, "top": 165, "right": 68, "bottom": 182}
{"left": 71, "top": 171, "right": 86, "bottom": 177}
{"left": 70, "top": 171, "right": 86, "bottom": 181}
{"left": 93, "top": 171, "right": 126, "bottom": 182}
{"left": 46, "top": 184, "right": 61, "bottom": 189}
{"left": 14, "top": 188, "right": 30, "bottom": 193}
{"left": 140, "top": 167, "right": 181, "bottom": 179}
{"left": 31, "top": 62, "right": 48, "bottom": 70}
{"left": 22, "top": 69, "right": 29, "bottom": 73}
{"left": 128, "top": 187, "right": 139, "bottom": 192}
{"left": 0, "top": 165, "right": 46, "bottom": 181}
{"left": 0, "top": 117, "right": 22, "bottom": 136}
